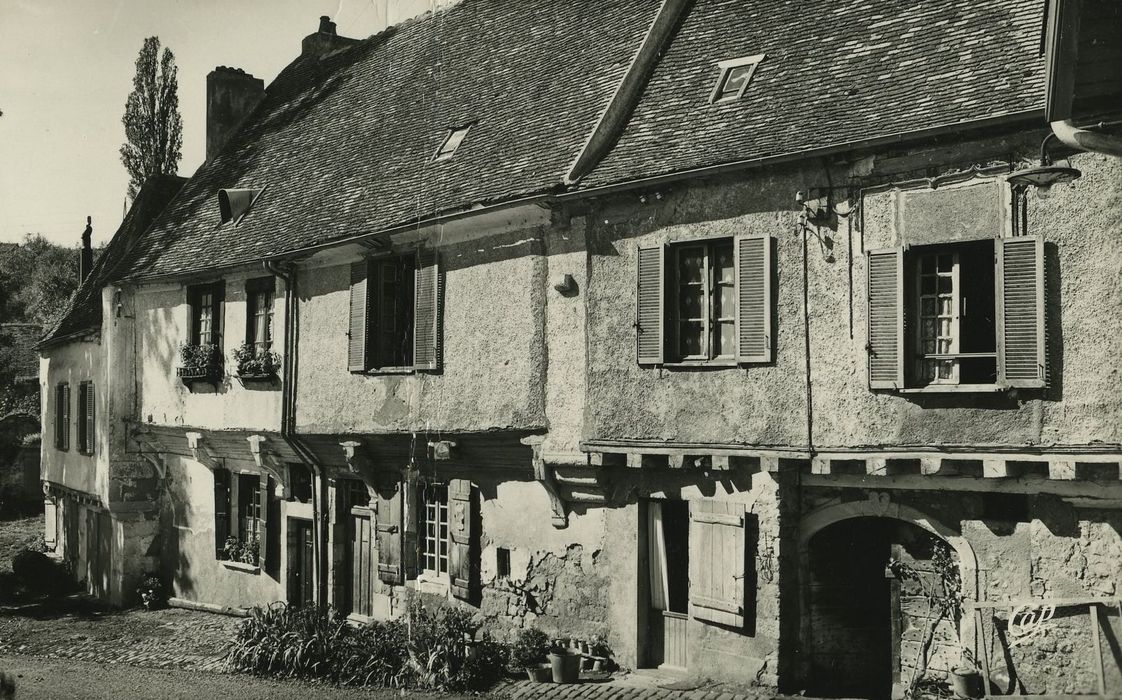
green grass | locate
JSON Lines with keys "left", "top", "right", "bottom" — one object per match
{"left": 0, "top": 513, "right": 44, "bottom": 573}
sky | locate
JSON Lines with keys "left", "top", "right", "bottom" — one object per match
{"left": 0, "top": 0, "right": 443, "bottom": 247}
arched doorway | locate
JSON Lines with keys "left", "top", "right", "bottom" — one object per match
{"left": 797, "top": 498, "right": 978, "bottom": 700}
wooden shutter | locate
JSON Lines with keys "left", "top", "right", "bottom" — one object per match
{"left": 413, "top": 250, "right": 441, "bottom": 371}
{"left": 83, "top": 383, "right": 95, "bottom": 454}
{"left": 866, "top": 249, "right": 904, "bottom": 389}
{"left": 214, "top": 469, "right": 231, "bottom": 553}
{"left": 211, "top": 282, "right": 226, "bottom": 348}
{"left": 448, "top": 479, "right": 477, "bottom": 601}
{"left": 688, "top": 500, "right": 747, "bottom": 628}
{"left": 997, "top": 236, "right": 1046, "bottom": 388}
{"left": 374, "top": 481, "right": 404, "bottom": 585}
{"left": 347, "top": 261, "right": 369, "bottom": 372}
{"left": 55, "top": 385, "right": 67, "bottom": 449}
{"left": 350, "top": 511, "right": 374, "bottom": 616}
{"left": 636, "top": 245, "right": 665, "bottom": 365}
{"left": 60, "top": 384, "right": 70, "bottom": 450}
{"left": 265, "top": 477, "right": 281, "bottom": 579}
{"left": 735, "top": 234, "right": 773, "bottom": 363}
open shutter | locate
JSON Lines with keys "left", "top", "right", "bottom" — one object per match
{"left": 347, "top": 261, "right": 368, "bottom": 372}
{"left": 84, "top": 383, "right": 95, "bottom": 454}
{"left": 375, "top": 481, "right": 404, "bottom": 585}
{"left": 688, "top": 500, "right": 747, "bottom": 628}
{"left": 448, "top": 479, "right": 477, "bottom": 601}
{"left": 265, "top": 476, "right": 281, "bottom": 579}
{"left": 866, "top": 249, "right": 904, "bottom": 389}
{"left": 735, "top": 234, "right": 773, "bottom": 363}
{"left": 413, "top": 250, "right": 441, "bottom": 371}
{"left": 636, "top": 245, "right": 665, "bottom": 365}
{"left": 997, "top": 236, "right": 1046, "bottom": 388}
{"left": 211, "top": 282, "right": 226, "bottom": 348}
{"left": 213, "top": 469, "right": 231, "bottom": 553}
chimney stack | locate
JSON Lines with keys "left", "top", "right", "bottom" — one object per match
{"left": 80, "top": 216, "right": 93, "bottom": 281}
{"left": 301, "top": 15, "right": 359, "bottom": 59}
{"left": 206, "top": 66, "right": 265, "bottom": 162}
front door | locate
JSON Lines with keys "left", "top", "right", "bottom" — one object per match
{"left": 287, "top": 519, "right": 314, "bottom": 606}
{"left": 646, "top": 500, "right": 690, "bottom": 671}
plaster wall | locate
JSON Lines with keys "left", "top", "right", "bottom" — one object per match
{"left": 134, "top": 272, "right": 284, "bottom": 431}
{"left": 40, "top": 340, "right": 105, "bottom": 497}
{"left": 294, "top": 228, "right": 548, "bottom": 434}
{"left": 584, "top": 136, "right": 1122, "bottom": 450}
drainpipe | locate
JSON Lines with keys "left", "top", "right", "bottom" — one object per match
{"left": 1050, "top": 120, "right": 1122, "bottom": 158}
{"left": 263, "top": 260, "right": 329, "bottom": 608}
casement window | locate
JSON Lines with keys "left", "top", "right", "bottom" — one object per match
{"left": 372, "top": 476, "right": 477, "bottom": 601}
{"left": 688, "top": 500, "right": 753, "bottom": 628}
{"left": 237, "top": 473, "right": 262, "bottom": 545}
{"left": 637, "top": 235, "right": 773, "bottom": 366}
{"left": 867, "top": 236, "right": 1045, "bottom": 391}
{"left": 245, "top": 277, "right": 275, "bottom": 352}
{"left": 348, "top": 250, "right": 441, "bottom": 372}
{"left": 54, "top": 383, "right": 70, "bottom": 451}
{"left": 213, "top": 468, "right": 280, "bottom": 574}
{"left": 188, "top": 281, "right": 225, "bottom": 347}
{"left": 77, "top": 381, "right": 95, "bottom": 455}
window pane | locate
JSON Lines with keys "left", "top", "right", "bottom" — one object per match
{"left": 721, "top": 65, "right": 754, "bottom": 96}
{"left": 938, "top": 276, "right": 953, "bottom": 294}
{"left": 715, "top": 321, "right": 735, "bottom": 357}
{"left": 678, "top": 249, "right": 703, "bottom": 284}
{"left": 921, "top": 256, "right": 935, "bottom": 274}
{"left": 718, "top": 285, "right": 735, "bottom": 318}
{"left": 938, "top": 254, "right": 954, "bottom": 272}
{"left": 938, "top": 297, "right": 952, "bottom": 316}
{"left": 678, "top": 322, "right": 703, "bottom": 356}
{"left": 714, "top": 244, "right": 734, "bottom": 284}
{"left": 921, "top": 298, "right": 936, "bottom": 316}
{"left": 921, "top": 276, "right": 936, "bottom": 295}
{"left": 678, "top": 287, "right": 704, "bottom": 318}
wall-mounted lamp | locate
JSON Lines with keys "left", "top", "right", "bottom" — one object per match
{"left": 1007, "top": 134, "right": 1081, "bottom": 199}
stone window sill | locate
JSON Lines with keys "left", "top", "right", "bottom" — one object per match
{"left": 220, "top": 560, "right": 260, "bottom": 574}
{"left": 896, "top": 384, "right": 1007, "bottom": 394}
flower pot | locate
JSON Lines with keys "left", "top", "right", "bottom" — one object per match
{"left": 549, "top": 650, "right": 582, "bottom": 684}
{"left": 526, "top": 663, "right": 552, "bottom": 682}
{"left": 950, "top": 668, "right": 984, "bottom": 699}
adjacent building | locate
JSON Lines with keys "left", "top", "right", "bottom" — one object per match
{"left": 40, "top": 0, "right": 1122, "bottom": 696}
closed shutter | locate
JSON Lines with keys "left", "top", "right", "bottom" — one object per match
{"left": 636, "top": 245, "right": 665, "bottom": 365}
{"left": 735, "top": 234, "right": 773, "bottom": 363}
{"left": 375, "top": 481, "right": 404, "bottom": 585}
{"left": 448, "top": 479, "right": 477, "bottom": 601}
{"left": 55, "top": 385, "right": 67, "bottom": 449}
{"left": 214, "top": 469, "right": 231, "bottom": 553}
{"left": 997, "top": 236, "right": 1046, "bottom": 388}
{"left": 866, "top": 249, "right": 904, "bottom": 389}
{"left": 60, "top": 384, "right": 70, "bottom": 450}
{"left": 688, "top": 500, "right": 747, "bottom": 628}
{"left": 413, "top": 250, "right": 441, "bottom": 371}
{"left": 350, "top": 511, "right": 374, "bottom": 615}
{"left": 83, "top": 383, "right": 95, "bottom": 454}
{"left": 347, "top": 261, "right": 368, "bottom": 372}
{"left": 265, "top": 476, "right": 281, "bottom": 579}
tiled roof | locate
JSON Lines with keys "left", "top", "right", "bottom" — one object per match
{"left": 580, "top": 0, "right": 1047, "bottom": 188}
{"left": 123, "top": 0, "right": 658, "bottom": 279}
{"left": 39, "top": 176, "right": 186, "bottom": 347}
{"left": 0, "top": 323, "right": 43, "bottom": 380}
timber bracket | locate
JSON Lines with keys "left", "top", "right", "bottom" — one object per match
{"left": 129, "top": 424, "right": 168, "bottom": 481}
{"left": 247, "top": 434, "right": 289, "bottom": 499}
{"left": 522, "top": 436, "right": 568, "bottom": 529}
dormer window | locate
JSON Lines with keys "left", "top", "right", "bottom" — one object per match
{"left": 432, "top": 125, "right": 471, "bottom": 161}
{"left": 709, "top": 55, "right": 764, "bottom": 103}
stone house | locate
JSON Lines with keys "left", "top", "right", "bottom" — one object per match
{"left": 39, "top": 0, "right": 1122, "bottom": 696}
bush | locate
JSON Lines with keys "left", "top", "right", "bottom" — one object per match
{"left": 509, "top": 627, "right": 550, "bottom": 670}
{"left": 227, "top": 600, "right": 508, "bottom": 692}
{"left": 136, "top": 574, "right": 165, "bottom": 610}
{"left": 12, "top": 550, "right": 58, "bottom": 592}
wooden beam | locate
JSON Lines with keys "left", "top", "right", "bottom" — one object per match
{"left": 919, "top": 457, "right": 941, "bottom": 476}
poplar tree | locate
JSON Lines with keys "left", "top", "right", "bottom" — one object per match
{"left": 119, "top": 37, "right": 183, "bottom": 200}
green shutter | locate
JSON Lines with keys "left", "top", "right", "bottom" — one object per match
{"left": 636, "top": 245, "right": 665, "bottom": 365}
{"left": 735, "top": 234, "right": 773, "bottom": 363}
{"left": 375, "top": 481, "right": 404, "bottom": 585}
{"left": 413, "top": 250, "right": 441, "bottom": 371}
{"left": 688, "top": 500, "right": 747, "bottom": 628}
{"left": 347, "top": 261, "right": 368, "bottom": 372}
{"left": 997, "top": 236, "right": 1046, "bottom": 388}
{"left": 448, "top": 479, "right": 477, "bottom": 601}
{"left": 867, "top": 249, "right": 904, "bottom": 389}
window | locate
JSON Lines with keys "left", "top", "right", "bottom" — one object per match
{"left": 188, "top": 282, "right": 225, "bottom": 347}
{"left": 348, "top": 251, "right": 441, "bottom": 372}
{"left": 432, "top": 125, "right": 471, "bottom": 161}
{"left": 213, "top": 468, "right": 279, "bottom": 571}
{"left": 245, "top": 277, "right": 275, "bottom": 352}
{"left": 420, "top": 482, "right": 450, "bottom": 578}
{"left": 238, "top": 473, "right": 262, "bottom": 546}
{"left": 709, "top": 55, "right": 764, "bottom": 103}
{"left": 77, "top": 381, "right": 95, "bottom": 455}
{"left": 637, "top": 235, "right": 773, "bottom": 366}
{"left": 867, "top": 236, "right": 1045, "bottom": 391}
{"left": 290, "top": 463, "right": 313, "bottom": 504}
{"left": 54, "top": 383, "right": 70, "bottom": 451}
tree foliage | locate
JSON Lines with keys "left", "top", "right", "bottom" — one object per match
{"left": 119, "top": 37, "right": 183, "bottom": 201}
{"left": 0, "top": 235, "right": 83, "bottom": 328}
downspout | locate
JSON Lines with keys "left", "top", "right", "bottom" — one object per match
{"left": 1050, "top": 120, "right": 1122, "bottom": 158}
{"left": 264, "top": 260, "right": 329, "bottom": 608}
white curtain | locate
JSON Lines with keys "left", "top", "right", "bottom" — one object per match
{"left": 648, "top": 501, "right": 670, "bottom": 611}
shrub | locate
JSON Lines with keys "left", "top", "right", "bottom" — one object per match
{"left": 232, "top": 342, "right": 281, "bottom": 377}
{"left": 12, "top": 550, "right": 58, "bottom": 592}
{"left": 509, "top": 627, "right": 550, "bottom": 670}
{"left": 136, "top": 574, "right": 165, "bottom": 610}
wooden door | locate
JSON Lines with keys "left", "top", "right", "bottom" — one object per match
{"left": 348, "top": 510, "right": 374, "bottom": 616}
{"left": 287, "top": 520, "right": 315, "bottom": 607}
{"left": 84, "top": 508, "right": 99, "bottom": 597}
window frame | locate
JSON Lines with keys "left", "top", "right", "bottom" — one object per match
{"left": 54, "top": 382, "right": 70, "bottom": 451}
{"left": 367, "top": 254, "right": 416, "bottom": 371}
{"left": 418, "top": 481, "right": 451, "bottom": 583}
{"left": 432, "top": 124, "right": 472, "bottom": 162}
{"left": 214, "top": 468, "right": 276, "bottom": 572}
{"left": 669, "top": 238, "right": 737, "bottom": 365}
{"left": 245, "top": 277, "right": 275, "bottom": 353}
{"left": 187, "top": 281, "right": 225, "bottom": 348}
{"left": 709, "top": 54, "right": 765, "bottom": 104}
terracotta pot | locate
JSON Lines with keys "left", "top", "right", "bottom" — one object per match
{"left": 526, "top": 663, "right": 552, "bottom": 682}
{"left": 549, "top": 650, "right": 582, "bottom": 684}
{"left": 950, "top": 668, "right": 984, "bottom": 699}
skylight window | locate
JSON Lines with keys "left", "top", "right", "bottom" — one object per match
{"left": 709, "top": 54, "right": 765, "bottom": 103}
{"left": 432, "top": 124, "right": 471, "bottom": 161}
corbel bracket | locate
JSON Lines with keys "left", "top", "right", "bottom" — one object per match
{"left": 340, "top": 440, "right": 372, "bottom": 475}
{"left": 247, "top": 435, "right": 289, "bottom": 499}
{"left": 129, "top": 425, "right": 167, "bottom": 480}
{"left": 521, "top": 436, "right": 568, "bottom": 529}
{"left": 185, "top": 431, "right": 221, "bottom": 472}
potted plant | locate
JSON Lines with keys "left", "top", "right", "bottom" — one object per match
{"left": 177, "top": 342, "right": 223, "bottom": 385}
{"left": 510, "top": 628, "right": 552, "bottom": 682}
{"left": 233, "top": 342, "right": 281, "bottom": 383}
{"left": 548, "top": 639, "right": 582, "bottom": 684}
{"left": 222, "top": 535, "right": 260, "bottom": 566}
{"left": 588, "top": 634, "right": 613, "bottom": 672}
{"left": 136, "top": 574, "right": 165, "bottom": 610}
{"left": 949, "top": 649, "right": 984, "bottom": 699}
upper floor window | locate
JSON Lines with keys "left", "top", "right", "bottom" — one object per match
{"left": 637, "top": 235, "right": 774, "bottom": 366}
{"left": 246, "top": 277, "right": 275, "bottom": 352}
{"left": 188, "top": 281, "right": 225, "bottom": 347}
{"left": 867, "top": 236, "right": 1045, "bottom": 391}
{"left": 348, "top": 250, "right": 441, "bottom": 373}
{"left": 77, "top": 381, "right": 95, "bottom": 455}
{"left": 54, "top": 382, "right": 70, "bottom": 451}
{"left": 709, "top": 55, "right": 764, "bottom": 103}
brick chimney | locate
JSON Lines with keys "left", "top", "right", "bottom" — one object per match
{"left": 206, "top": 66, "right": 264, "bottom": 162}
{"left": 301, "top": 16, "right": 359, "bottom": 59}
{"left": 80, "top": 216, "right": 93, "bottom": 281}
